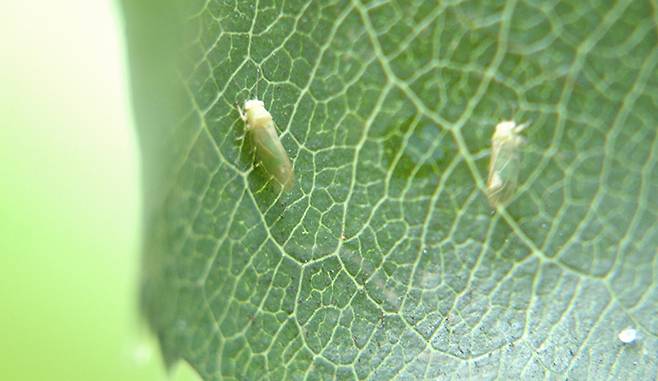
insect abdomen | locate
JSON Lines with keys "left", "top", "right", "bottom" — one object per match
{"left": 251, "top": 122, "right": 294, "bottom": 192}
{"left": 486, "top": 121, "right": 527, "bottom": 207}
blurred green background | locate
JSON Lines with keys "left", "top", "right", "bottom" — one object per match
{"left": 0, "top": 1, "right": 197, "bottom": 380}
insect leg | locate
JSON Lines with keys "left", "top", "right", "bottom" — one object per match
{"left": 236, "top": 101, "right": 247, "bottom": 122}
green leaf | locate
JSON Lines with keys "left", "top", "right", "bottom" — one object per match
{"left": 122, "top": 0, "right": 658, "bottom": 379}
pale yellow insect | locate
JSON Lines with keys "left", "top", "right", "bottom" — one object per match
{"left": 238, "top": 99, "right": 294, "bottom": 192}
{"left": 487, "top": 120, "right": 528, "bottom": 207}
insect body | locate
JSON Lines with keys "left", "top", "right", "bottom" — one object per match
{"left": 238, "top": 99, "right": 294, "bottom": 192}
{"left": 618, "top": 327, "right": 638, "bottom": 344}
{"left": 487, "top": 120, "right": 528, "bottom": 207}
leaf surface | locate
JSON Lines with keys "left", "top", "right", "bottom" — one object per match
{"left": 122, "top": 0, "right": 658, "bottom": 379}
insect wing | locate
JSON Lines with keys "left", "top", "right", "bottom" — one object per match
{"left": 251, "top": 121, "right": 294, "bottom": 191}
{"left": 487, "top": 135, "right": 522, "bottom": 206}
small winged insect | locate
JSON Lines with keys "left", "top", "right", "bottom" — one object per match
{"left": 618, "top": 327, "right": 638, "bottom": 344}
{"left": 487, "top": 120, "right": 528, "bottom": 207}
{"left": 238, "top": 99, "right": 294, "bottom": 192}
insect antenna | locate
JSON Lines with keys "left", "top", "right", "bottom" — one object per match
{"left": 255, "top": 65, "right": 261, "bottom": 100}
{"left": 246, "top": 64, "right": 264, "bottom": 102}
